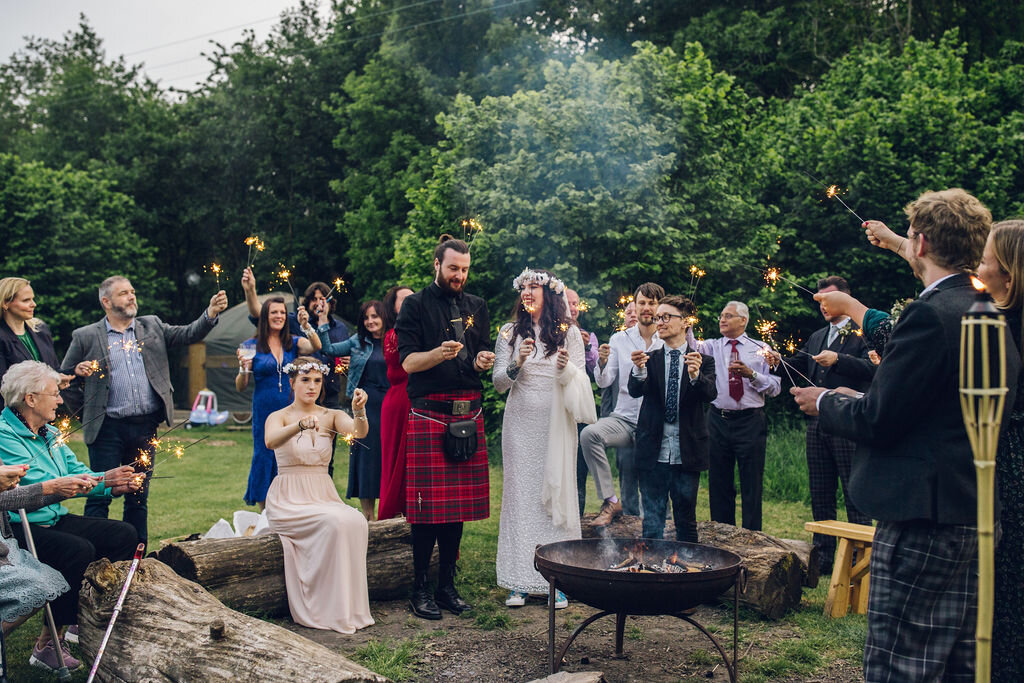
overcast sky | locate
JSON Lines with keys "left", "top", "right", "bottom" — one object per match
{"left": 0, "top": 0, "right": 308, "bottom": 89}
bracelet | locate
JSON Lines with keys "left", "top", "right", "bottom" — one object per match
{"left": 353, "top": 411, "right": 367, "bottom": 420}
{"left": 505, "top": 363, "right": 521, "bottom": 381}
{"left": 301, "top": 325, "right": 316, "bottom": 338}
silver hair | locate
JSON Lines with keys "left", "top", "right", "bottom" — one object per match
{"left": 0, "top": 360, "right": 61, "bottom": 410}
{"left": 724, "top": 301, "right": 750, "bottom": 326}
{"left": 98, "top": 276, "right": 129, "bottom": 306}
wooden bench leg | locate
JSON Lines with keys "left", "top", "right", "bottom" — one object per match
{"left": 849, "top": 545, "right": 872, "bottom": 615}
{"left": 824, "top": 538, "right": 853, "bottom": 617}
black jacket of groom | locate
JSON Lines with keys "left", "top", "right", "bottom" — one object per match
{"left": 789, "top": 321, "right": 876, "bottom": 392}
{"left": 628, "top": 347, "right": 717, "bottom": 472}
{"left": 818, "top": 273, "right": 1020, "bottom": 524}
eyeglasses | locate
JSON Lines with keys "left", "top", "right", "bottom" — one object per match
{"left": 719, "top": 313, "right": 743, "bottom": 321}
{"left": 30, "top": 391, "right": 61, "bottom": 399}
{"left": 653, "top": 314, "right": 686, "bottom": 323}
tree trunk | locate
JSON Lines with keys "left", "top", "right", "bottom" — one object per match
{"left": 154, "top": 517, "right": 432, "bottom": 616}
{"left": 78, "top": 557, "right": 388, "bottom": 682}
{"left": 580, "top": 516, "right": 810, "bottom": 619}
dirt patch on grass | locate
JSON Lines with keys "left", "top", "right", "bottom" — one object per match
{"left": 283, "top": 598, "right": 861, "bottom": 682}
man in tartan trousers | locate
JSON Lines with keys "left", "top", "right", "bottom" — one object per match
{"left": 792, "top": 189, "right": 1019, "bottom": 681}
{"left": 395, "top": 235, "right": 495, "bottom": 621}
{"left": 784, "top": 275, "right": 876, "bottom": 574}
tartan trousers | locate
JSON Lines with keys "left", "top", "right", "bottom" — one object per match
{"left": 806, "top": 417, "right": 872, "bottom": 563}
{"left": 864, "top": 520, "right": 977, "bottom": 682}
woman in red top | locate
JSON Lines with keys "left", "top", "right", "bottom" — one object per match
{"left": 378, "top": 285, "right": 415, "bottom": 519}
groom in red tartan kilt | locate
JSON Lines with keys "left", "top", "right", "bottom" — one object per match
{"left": 395, "top": 235, "right": 495, "bottom": 620}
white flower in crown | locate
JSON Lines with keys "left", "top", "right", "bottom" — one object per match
{"left": 511, "top": 267, "right": 566, "bottom": 295}
{"left": 282, "top": 362, "right": 330, "bottom": 375}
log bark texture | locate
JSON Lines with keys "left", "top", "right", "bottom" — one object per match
{"left": 78, "top": 557, "right": 388, "bottom": 682}
{"left": 580, "top": 515, "right": 812, "bottom": 619}
{"left": 154, "top": 517, "right": 433, "bottom": 616}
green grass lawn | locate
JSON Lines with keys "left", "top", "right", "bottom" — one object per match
{"left": 4, "top": 419, "right": 866, "bottom": 682}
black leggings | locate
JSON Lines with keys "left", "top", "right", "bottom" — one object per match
{"left": 411, "top": 522, "right": 463, "bottom": 576}
{"left": 11, "top": 514, "right": 137, "bottom": 627}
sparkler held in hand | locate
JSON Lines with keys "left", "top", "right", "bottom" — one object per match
{"left": 244, "top": 235, "right": 266, "bottom": 268}
{"left": 825, "top": 185, "right": 866, "bottom": 224}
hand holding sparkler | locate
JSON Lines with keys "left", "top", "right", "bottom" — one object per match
{"left": 57, "top": 373, "right": 76, "bottom": 390}
{"left": 73, "top": 360, "right": 96, "bottom": 378}
{"left": 103, "top": 465, "right": 143, "bottom": 495}
{"left": 207, "top": 290, "right": 228, "bottom": 319}
{"left": 0, "top": 464, "right": 28, "bottom": 491}
{"left": 352, "top": 388, "right": 368, "bottom": 412}
{"left": 812, "top": 350, "right": 839, "bottom": 367}
{"left": 440, "top": 340, "right": 464, "bottom": 363}
{"left": 42, "top": 474, "right": 99, "bottom": 498}
{"left": 863, "top": 220, "right": 909, "bottom": 258}
{"left": 241, "top": 266, "right": 257, "bottom": 295}
{"left": 516, "top": 338, "right": 535, "bottom": 367}
{"left": 631, "top": 349, "right": 649, "bottom": 370}
{"left": 474, "top": 350, "right": 495, "bottom": 372}
{"left": 790, "top": 386, "right": 828, "bottom": 416}
{"left": 684, "top": 351, "right": 702, "bottom": 380}
{"left": 556, "top": 347, "right": 569, "bottom": 370}
{"left": 598, "top": 343, "right": 611, "bottom": 367}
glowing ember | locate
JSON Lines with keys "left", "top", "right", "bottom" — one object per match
{"left": 174, "top": 446, "right": 184, "bottom": 459}
{"left": 764, "top": 268, "right": 780, "bottom": 287}
{"left": 578, "top": 300, "right": 590, "bottom": 313}
{"left": 754, "top": 320, "right": 778, "bottom": 338}
{"left": 685, "top": 316, "right": 699, "bottom": 326}
{"left": 826, "top": 184, "right": 840, "bottom": 198}
{"left": 342, "top": 433, "right": 355, "bottom": 445}
{"left": 559, "top": 322, "right": 569, "bottom": 332}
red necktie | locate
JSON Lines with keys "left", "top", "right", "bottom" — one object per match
{"left": 728, "top": 339, "right": 744, "bottom": 403}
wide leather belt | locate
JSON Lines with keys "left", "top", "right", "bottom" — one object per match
{"left": 411, "top": 397, "right": 482, "bottom": 416}
{"left": 716, "top": 407, "right": 760, "bottom": 419}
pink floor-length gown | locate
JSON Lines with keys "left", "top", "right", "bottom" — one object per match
{"left": 265, "top": 430, "right": 374, "bottom": 634}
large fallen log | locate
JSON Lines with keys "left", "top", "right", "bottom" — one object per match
{"left": 154, "top": 517, "right": 433, "bottom": 616}
{"left": 78, "top": 557, "right": 388, "bottom": 682}
{"left": 580, "top": 516, "right": 812, "bottom": 619}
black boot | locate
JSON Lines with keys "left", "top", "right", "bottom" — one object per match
{"left": 434, "top": 565, "right": 471, "bottom": 615}
{"left": 410, "top": 573, "right": 442, "bottom": 620}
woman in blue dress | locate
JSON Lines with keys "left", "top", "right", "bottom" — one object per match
{"left": 237, "top": 297, "right": 320, "bottom": 510}
{"left": 316, "top": 300, "right": 389, "bottom": 521}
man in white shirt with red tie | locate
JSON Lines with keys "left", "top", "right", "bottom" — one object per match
{"left": 691, "top": 301, "right": 780, "bottom": 530}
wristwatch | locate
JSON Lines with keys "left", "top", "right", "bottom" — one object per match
{"left": 750, "top": 371, "right": 758, "bottom": 381}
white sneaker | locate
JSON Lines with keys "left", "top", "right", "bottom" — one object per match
{"left": 505, "top": 591, "right": 527, "bottom": 607}
{"left": 550, "top": 590, "right": 569, "bottom": 609}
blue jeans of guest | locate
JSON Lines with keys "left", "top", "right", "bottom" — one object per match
{"left": 85, "top": 412, "right": 161, "bottom": 545}
{"left": 638, "top": 463, "right": 701, "bottom": 543}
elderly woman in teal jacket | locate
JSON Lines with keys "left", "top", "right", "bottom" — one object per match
{"left": 316, "top": 300, "right": 390, "bottom": 520}
{"left": 0, "top": 360, "right": 140, "bottom": 669}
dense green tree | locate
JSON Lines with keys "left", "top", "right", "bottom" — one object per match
{"left": 0, "top": 154, "right": 161, "bottom": 347}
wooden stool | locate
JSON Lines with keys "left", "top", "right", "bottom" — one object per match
{"left": 804, "top": 520, "right": 875, "bottom": 617}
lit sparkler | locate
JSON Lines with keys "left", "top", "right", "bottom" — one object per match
{"left": 207, "top": 263, "right": 222, "bottom": 290}
{"left": 577, "top": 300, "right": 590, "bottom": 313}
{"left": 325, "top": 277, "right": 345, "bottom": 299}
{"left": 244, "top": 235, "right": 266, "bottom": 268}
{"left": 276, "top": 264, "right": 297, "bottom": 299}
{"left": 460, "top": 217, "right": 484, "bottom": 251}
{"left": 825, "top": 185, "right": 866, "bottom": 224}
{"left": 688, "top": 266, "right": 706, "bottom": 301}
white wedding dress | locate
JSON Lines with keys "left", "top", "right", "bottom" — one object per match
{"left": 493, "top": 323, "right": 590, "bottom": 594}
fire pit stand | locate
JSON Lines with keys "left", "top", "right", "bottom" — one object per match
{"left": 545, "top": 575, "right": 743, "bottom": 681}
{"left": 535, "top": 539, "right": 746, "bottom": 681}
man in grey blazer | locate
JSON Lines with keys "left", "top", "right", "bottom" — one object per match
{"left": 61, "top": 276, "right": 227, "bottom": 545}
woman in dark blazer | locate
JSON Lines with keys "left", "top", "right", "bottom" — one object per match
{"left": 0, "top": 277, "right": 92, "bottom": 407}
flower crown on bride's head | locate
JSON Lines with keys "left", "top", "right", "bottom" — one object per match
{"left": 282, "top": 361, "right": 330, "bottom": 375}
{"left": 512, "top": 267, "right": 565, "bottom": 295}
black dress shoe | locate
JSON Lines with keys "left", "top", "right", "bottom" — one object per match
{"left": 434, "top": 584, "right": 471, "bottom": 614}
{"left": 410, "top": 587, "right": 442, "bottom": 620}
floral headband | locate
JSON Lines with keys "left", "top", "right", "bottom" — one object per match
{"left": 282, "top": 362, "right": 330, "bottom": 375}
{"left": 512, "top": 267, "right": 566, "bottom": 295}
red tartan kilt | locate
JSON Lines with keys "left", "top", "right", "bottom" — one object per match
{"left": 405, "top": 390, "right": 490, "bottom": 524}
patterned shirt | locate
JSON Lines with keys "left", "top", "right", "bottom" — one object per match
{"left": 105, "top": 319, "right": 161, "bottom": 418}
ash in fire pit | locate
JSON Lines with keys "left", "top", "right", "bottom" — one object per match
{"left": 609, "top": 542, "right": 714, "bottom": 573}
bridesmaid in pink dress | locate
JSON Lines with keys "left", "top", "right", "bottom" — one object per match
{"left": 378, "top": 286, "right": 414, "bottom": 520}
{"left": 264, "top": 356, "right": 374, "bottom": 634}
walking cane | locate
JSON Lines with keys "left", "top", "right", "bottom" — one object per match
{"left": 85, "top": 542, "right": 144, "bottom": 683}
{"left": 17, "top": 509, "right": 71, "bottom": 682}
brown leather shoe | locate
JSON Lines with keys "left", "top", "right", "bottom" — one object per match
{"left": 591, "top": 499, "right": 622, "bottom": 527}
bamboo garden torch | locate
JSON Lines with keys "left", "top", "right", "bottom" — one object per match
{"left": 958, "top": 277, "right": 1009, "bottom": 682}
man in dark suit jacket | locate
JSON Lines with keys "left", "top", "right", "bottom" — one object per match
{"left": 61, "top": 276, "right": 227, "bottom": 545}
{"left": 782, "top": 275, "right": 876, "bottom": 572}
{"left": 793, "top": 189, "right": 1019, "bottom": 681}
{"left": 627, "top": 295, "right": 717, "bottom": 542}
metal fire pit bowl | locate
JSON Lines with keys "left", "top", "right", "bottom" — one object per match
{"left": 535, "top": 538, "right": 745, "bottom": 681}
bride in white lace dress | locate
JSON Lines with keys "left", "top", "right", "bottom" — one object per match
{"left": 493, "top": 268, "right": 595, "bottom": 608}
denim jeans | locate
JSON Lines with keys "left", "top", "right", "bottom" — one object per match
{"left": 638, "top": 463, "right": 701, "bottom": 542}
{"left": 85, "top": 412, "right": 160, "bottom": 544}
